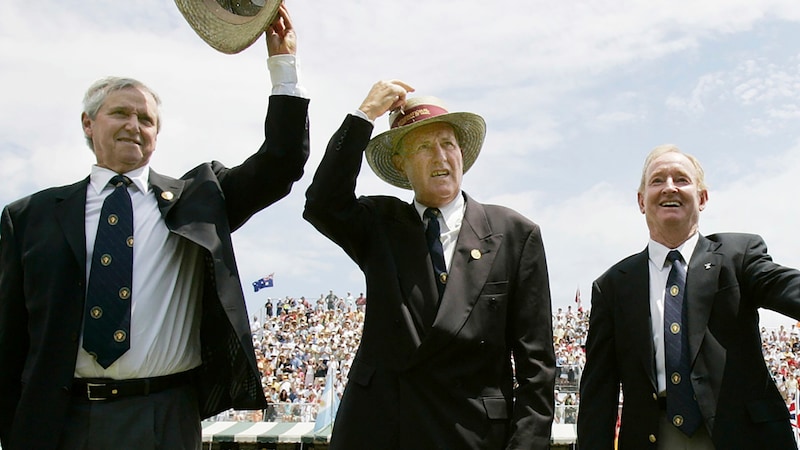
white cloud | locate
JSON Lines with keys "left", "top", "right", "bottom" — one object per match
{"left": 667, "top": 54, "right": 800, "bottom": 136}
{"left": 2, "top": 0, "right": 800, "bottom": 330}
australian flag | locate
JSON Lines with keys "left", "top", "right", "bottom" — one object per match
{"left": 252, "top": 273, "right": 274, "bottom": 292}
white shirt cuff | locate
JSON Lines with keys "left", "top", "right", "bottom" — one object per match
{"left": 352, "top": 109, "right": 372, "bottom": 123}
{"left": 267, "top": 54, "right": 308, "bottom": 98}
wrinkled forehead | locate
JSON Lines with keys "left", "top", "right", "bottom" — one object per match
{"left": 646, "top": 152, "right": 696, "bottom": 178}
{"left": 102, "top": 87, "right": 158, "bottom": 113}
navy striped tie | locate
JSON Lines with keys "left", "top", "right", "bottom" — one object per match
{"left": 83, "top": 175, "right": 133, "bottom": 368}
{"left": 664, "top": 250, "right": 703, "bottom": 436}
{"left": 424, "top": 208, "right": 447, "bottom": 299}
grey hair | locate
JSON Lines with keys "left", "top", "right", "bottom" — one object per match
{"left": 82, "top": 77, "right": 162, "bottom": 151}
{"left": 638, "top": 144, "right": 708, "bottom": 194}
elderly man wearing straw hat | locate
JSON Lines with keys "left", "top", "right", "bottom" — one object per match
{"left": 304, "top": 80, "right": 556, "bottom": 449}
{"left": 0, "top": 3, "right": 308, "bottom": 449}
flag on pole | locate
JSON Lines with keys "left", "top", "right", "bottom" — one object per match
{"left": 313, "top": 360, "right": 340, "bottom": 435}
{"left": 252, "top": 273, "right": 274, "bottom": 292}
{"left": 575, "top": 286, "right": 583, "bottom": 312}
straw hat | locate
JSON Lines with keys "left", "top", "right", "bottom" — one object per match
{"left": 175, "top": 0, "right": 282, "bottom": 54}
{"left": 365, "top": 96, "right": 486, "bottom": 190}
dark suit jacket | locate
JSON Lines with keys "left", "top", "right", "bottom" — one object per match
{"left": 304, "top": 115, "right": 555, "bottom": 450}
{"left": 0, "top": 95, "right": 309, "bottom": 449}
{"left": 578, "top": 233, "right": 800, "bottom": 450}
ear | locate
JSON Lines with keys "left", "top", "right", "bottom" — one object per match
{"left": 637, "top": 192, "right": 645, "bottom": 214}
{"left": 81, "top": 112, "right": 93, "bottom": 139}
{"left": 698, "top": 189, "right": 709, "bottom": 211}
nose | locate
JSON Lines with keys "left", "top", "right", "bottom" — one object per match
{"left": 123, "top": 113, "right": 140, "bottom": 132}
{"left": 431, "top": 142, "right": 447, "bottom": 161}
{"left": 663, "top": 177, "right": 678, "bottom": 192}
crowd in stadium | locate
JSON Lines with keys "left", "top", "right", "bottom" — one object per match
{"left": 218, "top": 290, "right": 800, "bottom": 424}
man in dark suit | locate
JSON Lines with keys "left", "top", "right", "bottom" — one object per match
{"left": 0, "top": 6, "right": 309, "bottom": 449}
{"left": 304, "top": 80, "right": 555, "bottom": 449}
{"left": 578, "top": 145, "right": 800, "bottom": 449}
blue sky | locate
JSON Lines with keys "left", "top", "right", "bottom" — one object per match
{"left": 2, "top": 1, "right": 800, "bottom": 327}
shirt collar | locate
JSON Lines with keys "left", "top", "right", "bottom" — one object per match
{"left": 413, "top": 191, "right": 465, "bottom": 232}
{"left": 89, "top": 165, "right": 149, "bottom": 195}
{"left": 648, "top": 232, "right": 700, "bottom": 269}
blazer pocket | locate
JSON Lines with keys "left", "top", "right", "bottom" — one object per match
{"left": 480, "top": 281, "right": 508, "bottom": 296}
{"left": 482, "top": 396, "right": 509, "bottom": 420}
{"left": 480, "top": 281, "right": 509, "bottom": 316}
{"left": 745, "top": 398, "right": 790, "bottom": 423}
{"left": 348, "top": 359, "right": 375, "bottom": 387}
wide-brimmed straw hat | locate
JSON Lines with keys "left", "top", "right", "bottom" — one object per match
{"left": 365, "top": 96, "right": 486, "bottom": 190}
{"left": 175, "top": 0, "right": 282, "bottom": 54}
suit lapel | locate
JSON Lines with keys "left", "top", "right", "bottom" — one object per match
{"left": 54, "top": 178, "right": 90, "bottom": 267}
{"left": 413, "top": 195, "right": 501, "bottom": 363}
{"left": 52, "top": 172, "right": 184, "bottom": 295}
{"left": 385, "top": 202, "right": 438, "bottom": 343}
{"left": 432, "top": 195, "right": 498, "bottom": 331}
{"left": 686, "top": 235, "right": 721, "bottom": 364}
{"left": 148, "top": 169, "right": 185, "bottom": 220}
{"left": 619, "top": 250, "right": 658, "bottom": 391}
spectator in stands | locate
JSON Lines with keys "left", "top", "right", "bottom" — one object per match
{"left": 356, "top": 292, "right": 367, "bottom": 312}
{"left": 265, "top": 298, "right": 274, "bottom": 317}
{"left": 325, "top": 290, "right": 337, "bottom": 311}
{"left": 276, "top": 297, "right": 285, "bottom": 317}
{"left": 304, "top": 80, "right": 555, "bottom": 449}
{"left": 578, "top": 145, "right": 800, "bottom": 449}
{"left": 251, "top": 316, "right": 262, "bottom": 337}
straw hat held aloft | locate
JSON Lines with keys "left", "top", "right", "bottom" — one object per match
{"left": 175, "top": 0, "right": 282, "bottom": 54}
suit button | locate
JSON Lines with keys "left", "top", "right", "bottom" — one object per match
{"left": 649, "top": 434, "right": 656, "bottom": 443}
{"left": 70, "top": 332, "right": 79, "bottom": 342}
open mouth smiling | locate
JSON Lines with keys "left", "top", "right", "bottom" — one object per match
{"left": 432, "top": 170, "right": 449, "bottom": 178}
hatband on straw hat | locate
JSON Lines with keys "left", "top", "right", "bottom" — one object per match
{"left": 175, "top": 0, "right": 282, "bottom": 54}
{"left": 365, "top": 96, "right": 486, "bottom": 190}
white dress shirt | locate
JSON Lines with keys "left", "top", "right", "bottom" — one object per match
{"left": 75, "top": 55, "right": 304, "bottom": 379}
{"left": 414, "top": 193, "right": 465, "bottom": 270}
{"left": 76, "top": 165, "right": 204, "bottom": 378}
{"left": 647, "top": 232, "right": 699, "bottom": 393}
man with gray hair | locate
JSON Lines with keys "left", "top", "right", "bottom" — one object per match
{"left": 0, "top": 5, "right": 308, "bottom": 449}
{"left": 578, "top": 144, "right": 800, "bottom": 449}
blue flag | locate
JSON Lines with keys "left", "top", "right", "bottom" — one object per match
{"left": 252, "top": 273, "right": 274, "bottom": 292}
{"left": 313, "top": 360, "right": 340, "bottom": 435}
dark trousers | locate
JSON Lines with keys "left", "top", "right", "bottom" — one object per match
{"left": 57, "top": 384, "right": 201, "bottom": 450}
